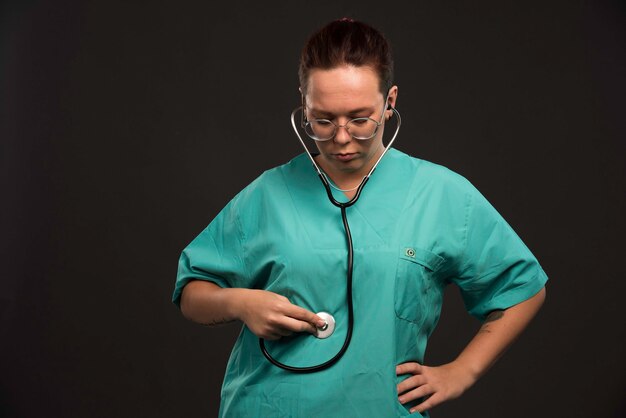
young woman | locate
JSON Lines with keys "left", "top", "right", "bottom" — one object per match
{"left": 173, "top": 18, "right": 547, "bottom": 417}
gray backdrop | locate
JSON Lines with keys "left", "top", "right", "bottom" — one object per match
{"left": 2, "top": 0, "right": 624, "bottom": 417}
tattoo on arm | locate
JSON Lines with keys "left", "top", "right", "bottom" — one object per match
{"left": 484, "top": 310, "right": 505, "bottom": 323}
{"left": 478, "top": 310, "right": 505, "bottom": 333}
{"left": 200, "top": 316, "right": 233, "bottom": 327}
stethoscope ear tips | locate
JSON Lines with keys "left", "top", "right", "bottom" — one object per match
{"left": 385, "top": 105, "right": 393, "bottom": 120}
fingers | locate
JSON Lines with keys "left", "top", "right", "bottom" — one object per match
{"left": 396, "top": 361, "right": 465, "bottom": 414}
{"left": 396, "top": 362, "right": 422, "bottom": 376}
{"left": 396, "top": 362, "right": 434, "bottom": 410}
{"left": 254, "top": 319, "right": 295, "bottom": 340}
{"left": 246, "top": 290, "right": 326, "bottom": 339}
{"left": 413, "top": 393, "right": 443, "bottom": 414}
{"left": 258, "top": 320, "right": 314, "bottom": 340}
{"left": 270, "top": 297, "right": 324, "bottom": 332}
{"left": 257, "top": 319, "right": 315, "bottom": 340}
{"left": 280, "top": 316, "right": 318, "bottom": 335}
{"left": 260, "top": 304, "right": 321, "bottom": 338}
{"left": 397, "top": 374, "right": 427, "bottom": 395}
{"left": 284, "top": 303, "right": 326, "bottom": 329}
{"left": 398, "top": 383, "right": 434, "bottom": 405}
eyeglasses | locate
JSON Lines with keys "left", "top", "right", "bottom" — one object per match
{"left": 301, "top": 95, "right": 389, "bottom": 142}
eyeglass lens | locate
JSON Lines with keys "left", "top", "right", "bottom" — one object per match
{"left": 305, "top": 118, "right": 378, "bottom": 141}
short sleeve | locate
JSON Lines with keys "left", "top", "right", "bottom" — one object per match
{"left": 172, "top": 199, "right": 249, "bottom": 308}
{"left": 452, "top": 187, "right": 548, "bottom": 321}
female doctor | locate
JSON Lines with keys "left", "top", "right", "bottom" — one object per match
{"left": 173, "top": 18, "right": 547, "bottom": 417}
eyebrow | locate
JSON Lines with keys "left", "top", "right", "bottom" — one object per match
{"left": 309, "top": 106, "right": 374, "bottom": 118}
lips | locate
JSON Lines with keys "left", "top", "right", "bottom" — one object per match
{"left": 334, "top": 153, "right": 357, "bottom": 162}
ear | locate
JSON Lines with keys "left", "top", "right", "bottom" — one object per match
{"left": 385, "top": 86, "right": 398, "bottom": 119}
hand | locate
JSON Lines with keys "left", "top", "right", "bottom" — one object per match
{"left": 396, "top": 361, "right": 477, "bottom": 414}
{"left": 237, "top": 289, "right": 326, "bottom": 340}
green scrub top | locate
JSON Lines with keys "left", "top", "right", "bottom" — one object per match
{"left": 173, "top": 148, "right": 548, "bottom": 417}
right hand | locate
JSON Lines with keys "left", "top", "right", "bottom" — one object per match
{"left": 237, "top": 289, "right": 326, "bottom": 340}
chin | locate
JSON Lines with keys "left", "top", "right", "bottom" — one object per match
{"left": 335, "top": 162, "right": 363, "bottom": 173}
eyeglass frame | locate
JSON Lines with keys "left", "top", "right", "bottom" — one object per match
{"left": 300, "top": 92, "right": 391, "bottom": 142}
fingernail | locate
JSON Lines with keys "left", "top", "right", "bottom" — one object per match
{"left": 317, "top": 319, "right": 326, "bottom": 327}
{"left": 398, "top": 397, "right": 404, "bottom": 404}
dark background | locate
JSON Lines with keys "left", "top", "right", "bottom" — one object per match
{"left": 2, "top": 0, "right": 624, "bottom": 417}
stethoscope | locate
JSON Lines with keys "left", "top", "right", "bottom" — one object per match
{"left": 259, "top": 99, "right": 402, "bottom": 373}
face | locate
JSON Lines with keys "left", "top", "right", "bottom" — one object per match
{"left": 303, "top": 65, "right": 398, "bottom": 178}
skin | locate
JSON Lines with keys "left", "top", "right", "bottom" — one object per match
{"left": 180, "top": 64, "right": 547, "bottom": 413}
{"left": 181, "top": 281, "right": 325, "bottom": 340}
{"left": 396, "top": 287, "right": 546, "bottom": 414}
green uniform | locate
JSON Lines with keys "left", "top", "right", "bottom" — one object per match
{"left": 173, "top": 148, "right": 548, "bottom": 417}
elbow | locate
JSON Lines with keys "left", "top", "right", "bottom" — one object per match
{"left": 178, "top": 279, "right": 225, "bottom": 325}
{"left": 179, "top": 282, "right": 197, "bottom": 321}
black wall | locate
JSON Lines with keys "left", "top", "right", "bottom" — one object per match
{"left": 2, "top": 1, "right": 624, "bottom": 417}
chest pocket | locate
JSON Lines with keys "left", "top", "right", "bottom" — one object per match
{"left": 394, "top": 246, "right": 445, "bottom": 326}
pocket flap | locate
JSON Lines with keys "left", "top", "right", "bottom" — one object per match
{"left": 399, "top": 246, "right": 445, "bottom": 272}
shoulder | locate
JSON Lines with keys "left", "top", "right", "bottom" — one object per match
{"left": 387, "top": 148, "right": 477, "bottom": 195}
{"left": 391, "top": 151, "right": 509, "bottom": 227}
{"left": 230, "top": 153, "right": 311, "bottom": 206}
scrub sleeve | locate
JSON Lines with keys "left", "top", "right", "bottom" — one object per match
{"left": 173, "top": 198, "right": 247, "bottom": 305}
{"left": 453, "top": 186, "right": 547, "bottom": 321}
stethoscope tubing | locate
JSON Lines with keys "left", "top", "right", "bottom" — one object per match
{"left": 259, "top": 106, "right": 401, "bottom": 373}
{"left": 259, "top": 204, "right": 355, "bottom": 373}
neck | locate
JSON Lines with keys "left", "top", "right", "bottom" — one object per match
{"left": 316, "top": 144, "right": 385, "bottom": 192}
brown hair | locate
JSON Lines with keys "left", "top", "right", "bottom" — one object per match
{"left": 298, "top": 18, "right": 394, "bottom": 96}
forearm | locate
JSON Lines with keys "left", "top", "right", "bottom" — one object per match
{"left": 454, "top": 287, "right": 546, "bottom": 383}
{"left": 180, "top": 280, "right": 247, "bottom": 326}
{"left": 179, "top": 280, "right": 324, "bottom": 339}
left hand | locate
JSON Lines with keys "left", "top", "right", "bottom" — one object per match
{"left": 396, "top": 361, "right": 477, "bottom": 414}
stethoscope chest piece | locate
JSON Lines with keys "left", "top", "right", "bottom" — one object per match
{"left": 315, "top": 312, "right": 335, "bottom": 339}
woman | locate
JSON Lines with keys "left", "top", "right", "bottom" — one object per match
{"left": 173, "top": 18, "right": 547, "bottom": 417}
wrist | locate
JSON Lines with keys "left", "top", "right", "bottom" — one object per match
{"left": 225, "top": 288, "right": 252, "bottom": 323}
{"left": 450, "top": 357, "right": 481, "bottom": 389}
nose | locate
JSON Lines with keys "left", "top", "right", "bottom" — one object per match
{"left": 333, "top": 124, "right": 351, "bottom": 144}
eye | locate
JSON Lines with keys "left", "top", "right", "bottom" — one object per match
{"left": 350, "top": 118, "right": 369, "bottom": 126}
{"left": 314, "top": 119, "right": 333, "bottom": 126}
